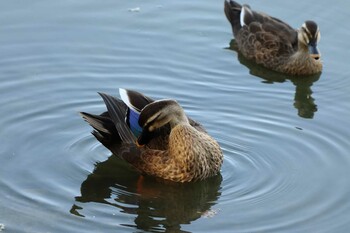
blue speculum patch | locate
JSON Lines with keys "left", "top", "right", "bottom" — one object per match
{"left": 128, "top": 108, "right": 142, "bottom": 137}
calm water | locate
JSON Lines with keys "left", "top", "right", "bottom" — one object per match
{"left": 0, "top": 0, "right": 349, "bottom": 232}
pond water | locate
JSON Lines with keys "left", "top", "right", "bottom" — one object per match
{"left": 0, "top": 0, "right": 349, "bottom": 232}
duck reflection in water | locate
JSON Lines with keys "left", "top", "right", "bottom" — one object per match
{"left": 228, "top": 39, "right": 321, "bottom": 119}
{"left": 70, "top": 154, "right": 222, "bottom": 232}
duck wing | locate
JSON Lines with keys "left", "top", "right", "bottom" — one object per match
{"left": 225, "top": 0, "right": 297, "bottom": 46}
{"left": 119, "top": 88, "right": 154, "bottom": 137}
{"left": 97, "top": 92, "right": 136, "bottom": 144}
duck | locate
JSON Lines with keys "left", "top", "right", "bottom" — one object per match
{"left": 80, "top": 89, "right": 223, "bottom": 182}
{"left": 224, "top": 0, "right": 322, "bottom": 76}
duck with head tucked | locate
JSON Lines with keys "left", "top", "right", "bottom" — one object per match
{"left": 224, "top": 0, "right": 322, "bottom": 76}
{"left": 80, "top": 89, "right": 223, "bottom": 182}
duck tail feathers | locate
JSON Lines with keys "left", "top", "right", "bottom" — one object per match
{"left": 80, "top": 111, "right": 121, "bottom": 146}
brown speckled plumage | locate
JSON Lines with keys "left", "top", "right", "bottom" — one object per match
{"left": 135, "top": 124, "right": 223, "bottom": 182}
{"left": 80, "top": 89, "right": 223, "bottom": 183}
{"left": 224, "top": 0, "right": 322, "bottom": 76}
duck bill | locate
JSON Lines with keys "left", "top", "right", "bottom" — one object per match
{"left": 308, "top": 43, "right": 321, "bottom": 60}
{"left": 136, "top": 129, "right": 154, "bottom": 147}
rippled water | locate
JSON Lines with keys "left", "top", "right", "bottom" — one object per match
{"left": 1, "top": 0, "right": 350, "bottom": 232}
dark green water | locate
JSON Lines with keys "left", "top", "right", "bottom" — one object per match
{"left": 0, "top": 0, "right": 349, "bottom": 232}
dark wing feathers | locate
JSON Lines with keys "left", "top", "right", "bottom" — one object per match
{"left": 80, "top": 111, "right": 121, "bottom": 147}
{"left": 80, "top": 112, "right": 114, "bottom": 135}
{"left": 98, "top": 92, "right": 135, "bottom": 144}
{"left": 225, "top": 0, "right": 300, "bottom": 71}
{"left": 122, "top": 89, "right": 154, "bottom": 112}
{"left": 224, "top": 0, "right": 242, "bottom": 35}
{"left": 225, "top": 0, "right": 297, "bottom": 46}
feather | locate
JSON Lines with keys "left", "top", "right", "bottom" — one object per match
{"left": 80, "top": 112, "right": 113, "bottom": 135}
{"left": 240, "top": 5, "right": 253, "bottom": 27}
{"left": 224, "top": 0, "right": 322, "bottom": 75}
{"left": 119, "top": 88, "right": 154, "bottom": 137}
{"left": 119, "top": 88, "right": 153, "bottom": 112}
{"left": 98, "top": 92, "right": 135, "bottom": 144}
{"left": 127, "top": 108, "right": 143, "bottom": 137}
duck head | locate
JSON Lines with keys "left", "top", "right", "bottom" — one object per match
{"left": 136, "top": 99, "right": 189, "bottom": 146}
{"left": 298, "top": 20, "right": 321, "bottom": 60}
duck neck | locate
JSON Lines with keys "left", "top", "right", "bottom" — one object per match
{"left": 285, "top": 41, "right": 320, "bottom": 73}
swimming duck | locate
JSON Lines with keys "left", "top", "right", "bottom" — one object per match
{"left": 224, "top": 0, "right": 322, "bottom": 75}
{"left": 80, "top": 89, "right": 223, "bottom": 182}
